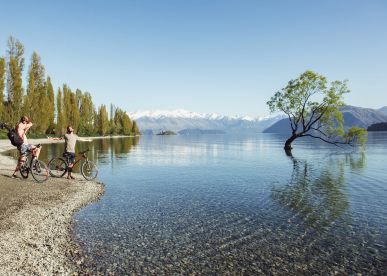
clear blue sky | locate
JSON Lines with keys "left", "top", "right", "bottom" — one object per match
{"left": 0, "top": 0, "right": 386, "bottom": 116}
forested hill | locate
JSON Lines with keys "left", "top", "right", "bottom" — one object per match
{"left": 367, "top": 122, "right": 387, "bottom": 131}
{"left": 0, "top": 36, "right": 140, "bottom": 137}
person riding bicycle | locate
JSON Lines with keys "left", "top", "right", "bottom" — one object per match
{"left": 12, "top": 116, "right": 41, "bottom": 178}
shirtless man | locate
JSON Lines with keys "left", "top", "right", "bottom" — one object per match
{"left": 12, "top": 116, "right": 41, "bottom": 178}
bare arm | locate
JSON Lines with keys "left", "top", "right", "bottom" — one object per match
{"left": 77, "top": 137, "right": 92, "bottom": 142}
{"left": 24, "top": 122, "right": 33, "bottom": 133}
{"left": 48, "top": 137, "right": 63, "bottom": 141}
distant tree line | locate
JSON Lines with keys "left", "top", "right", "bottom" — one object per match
{"left": 0, "top": 36, "right": 140, "bottom": 136}
{"left": 367, "top": 122, "right": 387, "bottom": 131}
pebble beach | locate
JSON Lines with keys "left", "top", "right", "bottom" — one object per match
{"left": 0, "top": 139, "right": 104, "bottom": 274}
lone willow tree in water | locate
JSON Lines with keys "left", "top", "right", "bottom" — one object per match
{"left": 267, "top": 70, "right": 367, "bottom": 152}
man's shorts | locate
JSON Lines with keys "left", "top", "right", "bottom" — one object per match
{"left": 18, "top": 144, "right": 33, "bottom": 157}
{"left": 64, "top": 152, "right": 76, "bottom": 164}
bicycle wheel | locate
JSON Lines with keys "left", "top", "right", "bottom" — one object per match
{"left": 81, "top": 161, "right": 98, "bottom": 180}
{"left": 20, "top": 159, "right": 29, "bottom": 179}
{"left": 48, "top": 157, "right": 68, "bottom": 178}
{"left": 31, "top": 159, "right": 49, "bottom": 183}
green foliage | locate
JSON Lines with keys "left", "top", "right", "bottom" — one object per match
{"left": 7, "top": 57, "right": 24, "bottom": 125}
{"left": 121, "top": 113, "right": 132, "bottom": 135}
{"left": 0, "top": 36, "right": 139, "bottom": 137}
{"left": 6, "top": 37, "right": 25, "bottom": 125}
{"left": 98, "top": 105, "right": 109, "bottom": 135}
{"left": 345, "top": 127, "right": 368, "bottom": 146}
{"left": 111, "top": 107, "right": 132, "bottom": 135}
{"left": 267, "top": 70, "right": 367, "bottom": 149}
{"left": 132, "top": 121, "right": 140, "bottom": 135}
{"left": 46, "top": 76, "right": 55, "bottom": 133}
{"left": 6, "top": 36, "right": 24, "bottom": 72}
{"left": 0, "top": 57, "right": 5, "bottom": 121}
{"left": 56, "top": 88, "right": 65, "bottom": 135}
{"left": 62, "top": 84, "right": 71, "bottom": 128}
{"left": 79, "top": 92, "right": 96, "bottom": 135}
{"left": 28, "top": 52, "right": 49, "bottom": 133}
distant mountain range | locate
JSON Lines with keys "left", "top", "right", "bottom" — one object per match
{"left": 263, "top": 106, "right": 387, "bottom": 134}
{"left": 128, "top": 109, "right": 285, "bottom": 134}
{"left": 129, "top": 106, "right": 387, "bottom": 135}
{"left": 378, "top": 106, "right": 387, "bottom": 116}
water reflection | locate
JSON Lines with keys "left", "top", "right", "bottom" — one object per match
{"left": 5, "top": 136, "right": 141, "bottom": 173}
{"left": 92, "top": 136, "right": 139, "bottom": 155}
{"left": 272, "top": 152, "right": 365, "bottom": 230}
{"left": 345, "top": 151, "right": 366, "bottom": 172}
{"left": 5, "top": 134, "right": 387, "bottom": 274}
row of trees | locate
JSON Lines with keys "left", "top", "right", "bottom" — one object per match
{"left": 0, "top": 36, "right": 140, "bottom": 136}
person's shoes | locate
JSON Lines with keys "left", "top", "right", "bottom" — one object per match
{"left": 67, "top": 176, "right": 75, "bottom": 180}
{"left": 11, "top": 174, "right": 18, "bottom": 179}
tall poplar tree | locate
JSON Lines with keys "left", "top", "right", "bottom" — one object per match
{"left": 56, "top": 87, "right": 64, "bottom": 135}
{"left": 46, "top": 76, "right": 55, "bottom": 133}
{"left": 98, "top": 105, "right": 109, "bottom": 135}
{"left": 6, "top": 37, "right": 24, "bottom": 125}
{"left": 7, "top": 58, "right": 23, "bottom": 125}
{"left": 69, "top": 90, "right": 80, "bottom": 130}
{"left": 25, "top": 52, "right": 48, "bottom": 133}
{"left": 1, "top": 37, "right": 141, "bottom": 137}
{"left": 93, "top": 109, "right": 99, "bottom": 134}
{"left": 109, "top": 103, "right": 115, "bottom": 134}
{"left": 62, "top": 84, "right": 71, "bottom": 128}
{"left": 79, "top": 92, "right": 95, "bottom": 135}
{"left": 0, "top": 57, "right": 5, "bottom": 121}
{"left": 122, "top": 113, "right": 133, "bottom": 135}
{"left": 113, "top": 107, "right": 122, "bottom": 134}
{"left": 132, "top": 121, "right": 140, "bottom": 135}
{"left": 22, "top": 68, "right": 34, "bottom": 118}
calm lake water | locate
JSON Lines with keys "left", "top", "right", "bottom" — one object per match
{"left": 16, "top": 133, "right": 387, "bottom": 274}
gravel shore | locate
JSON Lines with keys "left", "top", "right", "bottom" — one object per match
{"left": 0, "top": 139, "right": 104, "bottom": 274}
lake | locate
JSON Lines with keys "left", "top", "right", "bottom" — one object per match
{"left": 18, "top": 133, "right": 387, "bottom": 274}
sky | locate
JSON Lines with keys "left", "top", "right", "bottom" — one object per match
{"left": 0, "top": 0, "right": 386, "bottom": 117}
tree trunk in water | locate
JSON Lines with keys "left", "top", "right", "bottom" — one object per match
{"left": 284, "top": 134, "right": 297, "bottom": 152}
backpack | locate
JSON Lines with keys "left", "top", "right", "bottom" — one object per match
{"left": 7, "top": 128, "right": 24, "bottom": 147}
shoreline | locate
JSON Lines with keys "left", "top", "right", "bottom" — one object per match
{"left": 0, "top": 138, "right": 104, "bottom": 274}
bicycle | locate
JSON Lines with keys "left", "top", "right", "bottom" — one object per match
{"left": 48, "top": 148, "right": 98, "bottom": 181}
{"left": 19, "top": 144, "right": 49, "bottom": 183}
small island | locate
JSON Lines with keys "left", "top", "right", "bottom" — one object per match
{"left": 156, "top": 130, "right": 177, "bottom": 135}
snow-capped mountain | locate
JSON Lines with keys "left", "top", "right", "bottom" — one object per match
{"left": 128, "top": 109, "right": 285, "bottom": 134}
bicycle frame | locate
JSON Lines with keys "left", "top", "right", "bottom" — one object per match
{"left": 19, "top": 145, "right": 49, "bottom": 183}
{"left": 20, "top": 152, "right": 33, "bottom": 171}
{"left": 21, "top": 148, "right": 39, "bottom": 170}
{"left": 49, "top": 148, "right": 97, "bottom": 181}
{"left": 64, "top": 150, "right": 89, "bottom": 168}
